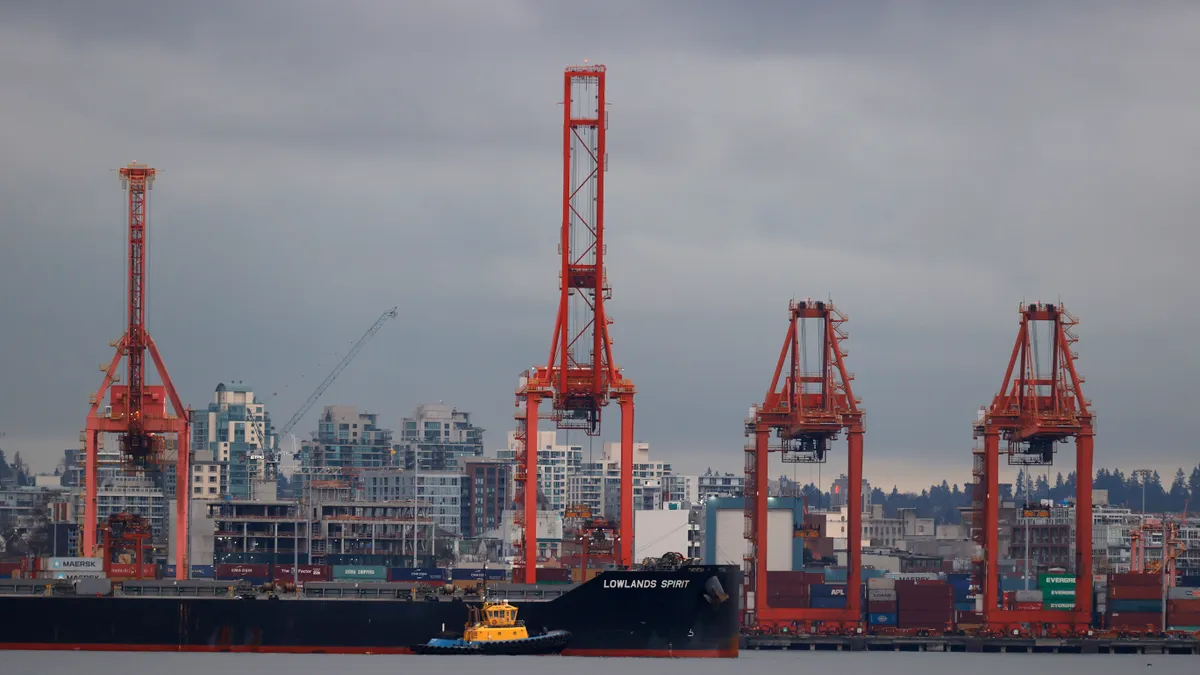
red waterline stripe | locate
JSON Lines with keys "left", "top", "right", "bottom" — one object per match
{"left": 0, "top": 643, "right": 737, "bottom": 658}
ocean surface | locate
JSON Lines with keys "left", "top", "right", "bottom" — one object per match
{"left": 4, "top": 651, "right": 1196, "bottom": 675}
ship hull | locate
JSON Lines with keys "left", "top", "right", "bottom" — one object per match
{"left": 0, "top": 565, "right": 739, "bottom": 658}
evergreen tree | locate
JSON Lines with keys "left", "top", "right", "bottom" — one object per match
{"left": 1169, "top": 469, "right": 1190, "bottom": 512}
{"left": 1190, "top": 465, "right": 1200, "bottom": 501}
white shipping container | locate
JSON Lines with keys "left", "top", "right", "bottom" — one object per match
{"left": 47, "top": 557, "right": 102, "bottom": 571}
{"left": 1014, "top": 590, "right": 1044, "bottom": 603}
{"left": 867, "top": 589, "right": 897, "bottom": 601}
{"left": 868, "top": 577, "right": 896, "bottom": 590}
{"left": 1168, "top": 587, "right": 1199, "bottom": 600}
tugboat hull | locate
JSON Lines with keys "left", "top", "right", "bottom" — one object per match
{"left": 411, "top": 629, "right": 571, "bottom": 656}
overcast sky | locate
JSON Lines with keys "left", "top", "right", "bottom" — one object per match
{"left": 1, "top": 1, "right": 1197, "bottom": 491}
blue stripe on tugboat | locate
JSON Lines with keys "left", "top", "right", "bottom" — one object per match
{"left": 411, "top": 596, "right": 571, "bottom": 655}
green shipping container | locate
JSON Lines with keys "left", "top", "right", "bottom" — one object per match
{"left": 333, "top": 565, "right": 386, "bottom": 580}
{"left": 1046, "top": 602, "right": 1076, "bottom": 610}
{"left": 1039, "top": 574, "right": 1077, "bottom": 589}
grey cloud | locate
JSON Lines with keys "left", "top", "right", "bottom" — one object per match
{"left": 1, "top": 2, "right": 1197, "bottom": 490}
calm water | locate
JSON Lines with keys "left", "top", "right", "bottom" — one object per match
{"left": 3, "top": 651, "right": 1196, "bottom": 675}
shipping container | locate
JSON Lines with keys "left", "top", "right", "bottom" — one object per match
{"left": 809, "top": 595, "right": 847, "bottom": 609}
{"left": 1107, "top": 612, "right": 1161, "bottom": 629}
{"left": 862, "top": 568, "right": 887, "bottom": 579}
{"left": 1168, "top": 587, "right": 1199, "bottom": 600}
{"left": 510, "top": 567, "right": 572, "bottom": 584}
{"left": 1109, "top": 585, "right": 1162, "bottom": 600}
{"left": 1108, "top": 573, "right": 1160, "bottom": 587}
{"left": 1109, "top": 598, "right": 1161, "bottom": 613}
{"left": 810, "top": 583, "right": 847, "bottom": 598}
{"left": 1167, "top": 612, "right": 1200, "bottom": 627}
{"left": 823, "top": 567, "right": 848, "bottom": 583}
{"left": 1014, "top": 589, "right": 1043, "bottom": 603}
{"left": 867, "top": 600, "right": 898, "bottom": 613}
{"left": 867, "top": 612, "right": 897, "bottom": 626}
{"left": 953, "top": 601, "right": 975, "bottom": 612}
{"left": 885, "top": 573, "right": 940, "bottom": 581}
{"left": 766, "top": 595, "right": 808, "bottom": 609}
{"left": 867, "top": 589, "right": 897, "bottom": 601}
{"left": 1013, "top": 601, "right": 1042, "bottom": 611}
{"left": 1045, "top": 602, "right": 1076, "bottom": 611}
{"left": 273, "top": 565, "right": 331, "bottom": 582}
{"left": 867, "top": 577, "right": 895, "bottom": 590}
{"left": 46, "top": 557, "right": 103, "bottom": 573}
{"left": 999, "top": 577, "right": 1028, "bottom": 592}
{"left": 108, "top": 563, "right": 158, "bottom": 578}
{"left": 387, "top": 567, "right": 447, "bottom": 583}
{"left": 450, "top": 568, "right": 507, "bottom": 581}
{"left": 333, "top": 565, "right": 387, "bottom": 580}
{"left": 215, "top": 563, "right": 270, "bottom": 581}
{"left": 1179, "top": 575, "right": 1200, "bottom": 587}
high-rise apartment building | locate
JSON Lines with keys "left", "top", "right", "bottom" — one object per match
{"left": 191, "top": 382, "right": 276, "bottom": 499}
{"left": 298, "top": 405, "right": 398, "bottom": 484}
{"left": 397, "top": 403, "right": 485, "bottom": 471}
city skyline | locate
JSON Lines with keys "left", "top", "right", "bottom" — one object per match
{"left": 2, "top": 3, "right": 1198, "bottom": 490}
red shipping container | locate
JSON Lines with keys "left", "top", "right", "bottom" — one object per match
{"left": 1168, "top": 599, "right": 1200, "bottom": 612}
{"left": 1168, "top": 612, "right": 1200, "bottom": 626}
{"left": 1108, "top": 612, "right": 1162, "bottom": 628}
{"left": 109, "top": 563, "right": 158, "bottom": 578}
{"left": 215, "top": 563, "right": 270, "bottom": 580}
{"left": 1109, "top": 585, "right": 1162, "bottom": 600}
{"left": 867, "top": 601, "right": 898, "bottom": 613}
{"left": 767, "top": 596, "right": 809, "bottom": 609}
{"left": 273, "top": 564, "right": 330, "bottom": 582}
{"left": 1109, "top": 573, "right": 1160, "bottom": 587}
{"left": 1013, "top": 601, "right": 1042, "bottom": 611}
{"left": 0, "top": 562, "right": 23, "bottom": 577}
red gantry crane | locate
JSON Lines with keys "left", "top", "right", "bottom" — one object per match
{"left": 744, "top": 299, "right": 864, "bottom": 631}
{"left": 513, "top": 64, "right": 636, "bottom": 585}
{"left": 83, "top": 163, "right": 191, "bottom": 579}
{"left": 971, "top": 302, "right": 1094, "bottom": 633}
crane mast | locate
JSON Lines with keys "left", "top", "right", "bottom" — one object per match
{"left": 514, "top": 65, "right": 637, "bottom": 584}
{"left": 84, "top": 163, "right": 191, "bottom": 579}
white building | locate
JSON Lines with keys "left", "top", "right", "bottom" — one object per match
{"left": 634, "top": 507, "right": 701, "bottom": 561}
{"left": 499, "top": 509, "right": 565, "bottom": 561}
{"left": 497, "top": 431, "right": 582, "bottom": 513}
{"left": 663, "top": 474, "right": 699, "bottom": 506}
{"left": 397, "top": 403, "right": 485, "bottom": 471}
{"left": 190, "top": 382, "right": 277, "bottom": 499}
{"left": 698, "top": 471, "right": 745, "bottom": 500}
{"left": 359, "top": 469, "right": 463, "bottom": 535}
{"left": 566, "top": 441, "right": 672, "bottom": 519}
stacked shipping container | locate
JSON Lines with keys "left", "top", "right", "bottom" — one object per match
{"left": 1106, "top": 572, "right": 1162, "bottom": 630}
{"left": 867, "top": 577, "right": 897, "bottom": 626}
{"left": 1167, "top": 587, "right": 1200, "bottom": 630}
{"left": 895, "top": 580, "right": 953, "bottom": 630}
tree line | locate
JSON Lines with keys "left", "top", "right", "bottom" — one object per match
{"left": 0, "top": 449, "right": 32, "bottom": 487}
{"left": 770, "top": 463, "right": 1200, "bottom": 524}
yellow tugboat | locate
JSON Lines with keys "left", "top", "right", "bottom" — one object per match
{"left": 411, "top": 595, "right": 571, "bottom": 655}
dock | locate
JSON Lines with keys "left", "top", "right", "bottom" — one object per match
{"left": 741, "top": 634, "right": 1200, "bottom": 655}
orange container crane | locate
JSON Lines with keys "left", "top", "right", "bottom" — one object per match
{"left": 743, "top": 299, "right": 864, "bottom": 631}
{"left": 971, "top": 302, "right": 1094, "bottom": 633}
{"left": 513, "top": 65, "right": 636, "bottom": 584}
{"left": 83, "top": 163, "right": 190, "bottom": 579}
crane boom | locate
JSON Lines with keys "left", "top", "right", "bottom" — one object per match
{"left": 278, "top": 306, "right": 399, "bottom": 442}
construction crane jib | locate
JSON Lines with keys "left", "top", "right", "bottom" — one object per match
{"left": 513, "top": 65, "right": 637, "bottom": 585}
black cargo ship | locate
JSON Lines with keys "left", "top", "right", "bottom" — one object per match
{"left": 0, "top": 565, "right": 740, "bottom": 658}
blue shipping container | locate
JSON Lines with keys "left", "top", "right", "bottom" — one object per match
{"left": 450, "top": 568, "right": 506, "bottom": 581}
{"left": 1109, "top": 599, "right": 1162, "bottom": 614}
{"left": 387, "top": 567, "right": 447, "bottom": 582}
{"left": 862, "top": 569, "right": 886, "bottom": 579}
{"left": 868, "top": 612, "right": 898, "bottom": 626}
{"left": 333, "top": 565, "right": 387, "bottom": 580}
{"left": 1000, "top": 578, "right": 1029, "bottom": 592}
{"left": 810, "top": 583, "right": 847, "bottom": 598}
{"left": 824, "top": 568, "right": 848, "bottom": 583}
{"left": 810, "top": 596, "right": 848, "bottom": 609}
{"left": 954, "top": 601, "right": 975, "bottom": 612}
